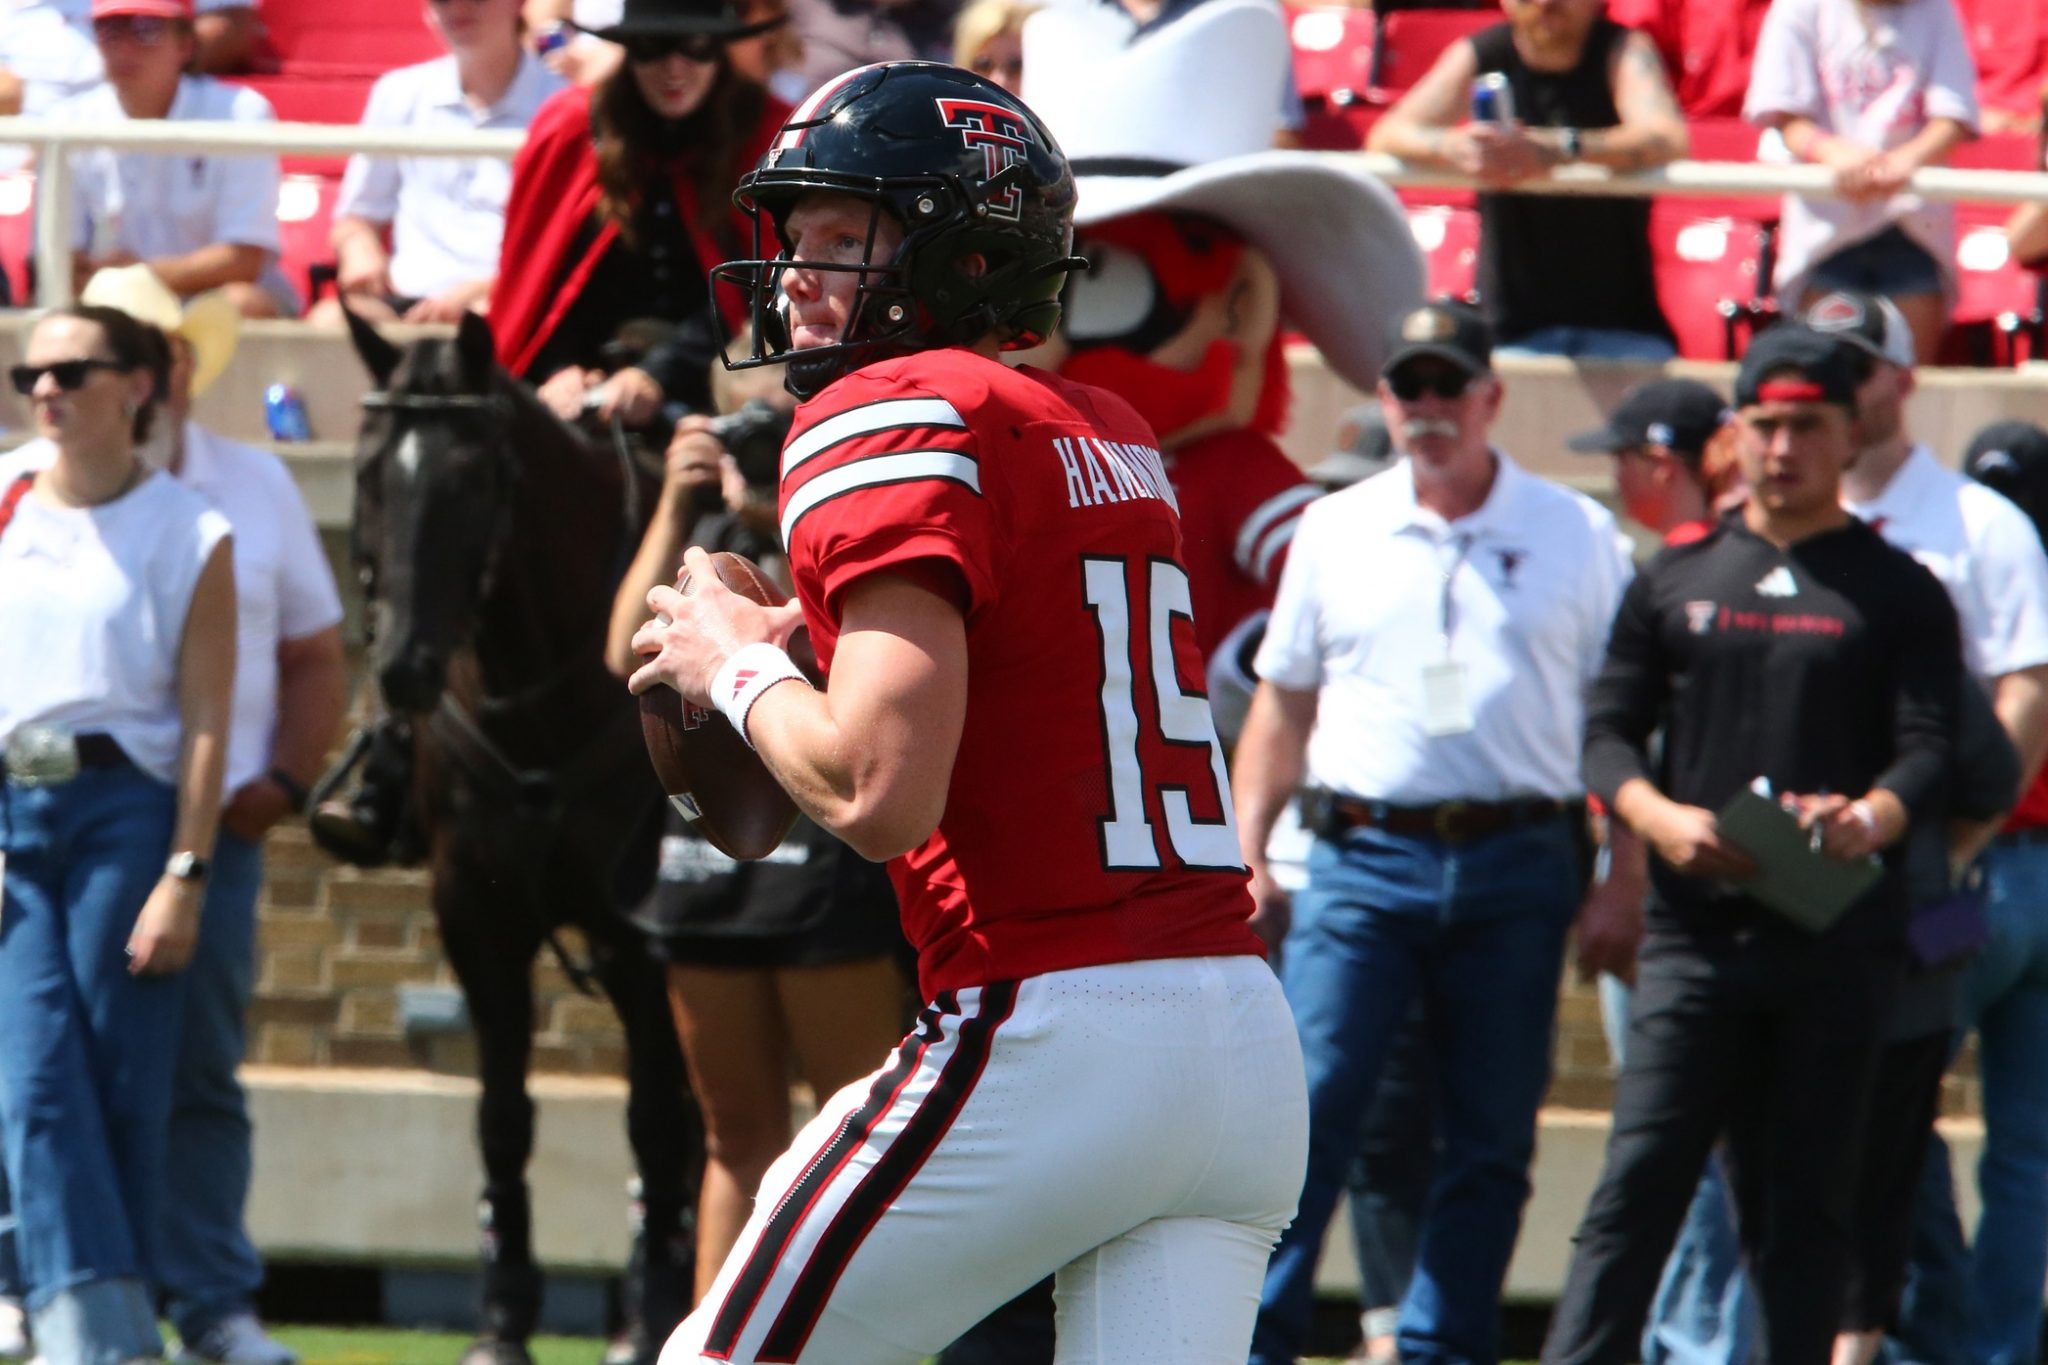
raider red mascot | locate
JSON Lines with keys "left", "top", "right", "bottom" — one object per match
{"left": 1023, "top": 0, "right": 1421, "bottom": 739}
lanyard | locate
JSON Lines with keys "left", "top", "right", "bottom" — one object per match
{"left": 1438, "top": 532, "right": 1475, "bottom": 650}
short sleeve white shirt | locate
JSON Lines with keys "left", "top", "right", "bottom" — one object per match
{"left": 1744, "top": 0, "right": 1980, "bottom": 300}
{"left": 1845, "top": 443, "right": 2048, "bottom": 680}
{"left": 1256, "top": 451, "right": 1635, "bottom": 803}
{"left": 53, "top": 76, "right": 292, "bottom": 302}
{"left": 0, "top": 448, "right": 231, "bottom": 784}
{"left": 335, "top": 52, "right": 565, "bottom": 299}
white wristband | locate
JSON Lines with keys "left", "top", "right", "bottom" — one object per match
{"left": 710, "top": 642, "right": 806, "bottom": 749}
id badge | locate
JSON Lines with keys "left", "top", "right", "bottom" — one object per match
{"left": 1421, "top": 659, "right": 1476, "bottom": 737}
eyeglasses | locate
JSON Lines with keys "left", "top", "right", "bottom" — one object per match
{"left": 9, "top": 359, "right": 127, "bottom": 396}
{"left": 1386, "top": 368, "right": 1473, "bottom": 402}
{"left": 623, "top": 31, "right": 726, "bottom": 64}
{"left": 92, "top": 15, "right": 178, "bottom": 45}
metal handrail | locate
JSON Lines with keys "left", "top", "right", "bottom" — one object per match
{"left": 2, "top": 114, "right": 2046, "bottom": 307}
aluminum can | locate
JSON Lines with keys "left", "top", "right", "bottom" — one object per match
{"left": 1472, "top": 73, "right": 1516, "bottom": 125}
{"left": 265, "top": 383, "right": 312, "bottom": 442}
{"left": 535, "top": 21, "right": 572, "bottom": 56}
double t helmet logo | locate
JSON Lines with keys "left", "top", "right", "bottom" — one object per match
{"left": 935, "top": 99, "right": 1031, "bottom": 223}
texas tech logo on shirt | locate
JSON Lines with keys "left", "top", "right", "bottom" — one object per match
{"left": 936, "top": 98, "right": 1030, "bottom": 222}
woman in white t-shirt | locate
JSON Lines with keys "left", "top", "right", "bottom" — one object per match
{"left": 0, "top": 306, "right": 234, "bottom": 1365}
{"left": 1744, "top": 0, "right": 1981, "bottom": 364}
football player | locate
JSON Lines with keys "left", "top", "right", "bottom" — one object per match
{"left": 629, "top": 60, "right": 1307, "bottom": 1365}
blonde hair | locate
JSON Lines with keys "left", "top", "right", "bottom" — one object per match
{"left": 952, "top": 0, "right": 1039, "bottom": 70}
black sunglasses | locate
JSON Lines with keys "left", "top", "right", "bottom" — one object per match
{"left": 1387, "top": 368, "right": 1474, "bottom": 402}
{"left": 10, "top": 359, "right": 127, "bottom": 396}
{"left": 623, "top": 31, "right": 726, "bottom": 63}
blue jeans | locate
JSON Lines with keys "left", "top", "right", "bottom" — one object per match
{"left": 161, "top": 830, "right": 267, "bottom": 1342}
{"left": 1898, "top": 837, "right": 2048, "bottom": 1365}
{"left": 1598, "top": 975, "right": 1758, "bottom": 1365}
{"left": 1493, "top": 328, "right": 1679, "bottom": 363}
{"left": 1250, "top": 816, "right": 1582, "bottom": 1365}
{"left": 0, "top": 764, "right": 184, "bottom": 1364}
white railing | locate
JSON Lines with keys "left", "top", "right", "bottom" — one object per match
{"left": 1, "top": 115, "right": 2046, "bottom": 307}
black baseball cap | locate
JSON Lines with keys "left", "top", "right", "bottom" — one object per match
{"left": 1382, "top": 300, "right": 1492, "bottom": 379}
{"left": 1964, "top": 420, "right": 2048, "bottom": 536}
{"left": 1733, "top": 326, "right": 1861, "bottom": 409}
{"left": 1568, "top": 378, "right": 1730, "bottom": 462}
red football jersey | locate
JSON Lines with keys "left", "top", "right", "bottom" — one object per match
{"left": 778, "top": 349, "right": 1264, "bottom": 998}
{"left": 1167, "top": 428, "right": 1317, "bottom": 663}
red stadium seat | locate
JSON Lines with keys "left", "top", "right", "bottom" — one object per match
{"left": 1407, "top": 204, "right": 1479, "bottom": 305}
{"left": 1288, "top": 6, "right": 1383, "bottom": 149}
{"left": 0, "top": 173, "right": 33, "bottom": 305}
{"left": 1950, "top": 133, "right": 2040, "bottom": 172}
{"left": 1369, "top": 9, "right": 1493, "bottom": 96}
{"left": 1945, "top": 206, "right": 2045, "bottom": 364}
{"left": 1649, "top": 203, "right": 1777, "bottom": 359}
{"left": 276, "top": 172, "right": 343, "bottom": 313}
{"left": 256, "top": 0, "right": 440, "bottom": 76}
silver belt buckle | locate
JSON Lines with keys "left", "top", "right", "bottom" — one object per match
{"left": 7, "top": 724, "right": 81, "bottom": 787}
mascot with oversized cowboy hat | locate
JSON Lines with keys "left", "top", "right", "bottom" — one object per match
{"left": 1021, "top": 0, "right": 1422, "bottom": 740}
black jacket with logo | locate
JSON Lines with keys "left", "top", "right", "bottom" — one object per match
{"left": 1584, "top": 514, "right": 1961, "bottom": 941}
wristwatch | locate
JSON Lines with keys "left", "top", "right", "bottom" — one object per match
{"left": 166, "top": 850, "right": 210, "bottom": 884}
{"left": 1560, "top": 126, "right": 1584, "bottom": 161}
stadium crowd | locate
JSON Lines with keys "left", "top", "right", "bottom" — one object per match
{"left": 5, "top": 0, "right": 2048, "bottom": 1362}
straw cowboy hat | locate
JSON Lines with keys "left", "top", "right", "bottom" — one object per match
{"left": 80, "top": 264, "right": 240, "bottom": 399}
{"left": 1021, "top": 0, "right": 1422, "bottom": 388}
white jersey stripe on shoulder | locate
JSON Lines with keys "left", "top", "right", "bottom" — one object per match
{"left": 781, "top": 398, "right": 969, "bottom": 477}
{"left": 1234, "top": 484, "right": 1319, "bottom": 577}
{"left": 781, "top": 450, "right": 982, "bottom": 545}
{"left": 1253, "top": 518, "right": 1300, "bottom": 584}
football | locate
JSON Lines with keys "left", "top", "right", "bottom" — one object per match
{"left": 638, "top": 551, "right": 803, "bottom": 860}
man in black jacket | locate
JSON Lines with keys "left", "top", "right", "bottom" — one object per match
{"left": 1540, "top": 326, "right": 1963, "bottom": 1365}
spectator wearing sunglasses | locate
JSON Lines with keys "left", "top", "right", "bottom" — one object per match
{"left": 0, "top": 305, "right": 235, "bottom": 1365}
{"left": 311, "top": 0, "right": 565, "bottom": 328}
{"left": 489, "top": 0, "right": 790, "bottom": 426}
{"left": 1233, "top": 299, "right": 1639, "bottom": 1365}
{"left": 50, "top": 0, "right": 294, "bottom": 317}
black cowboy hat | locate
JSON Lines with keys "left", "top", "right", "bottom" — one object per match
{"left": 572, "top": 0, "right": 784, "bottom": 43}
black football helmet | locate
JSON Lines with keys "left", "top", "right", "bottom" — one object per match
{"left": 711, "top": 61, "right": 1084, "bottom": 397}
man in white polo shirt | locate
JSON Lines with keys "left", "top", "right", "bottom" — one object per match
{"left": 1234, "top": 300, "right": 1638, "bottom": 1365}
{"left": 311, "top": 0, "right": 562, "bottom": 327}
{"left": 1808, "top": 293, "right": 2048, "bottom": 1365}
{"left": 54, "top": 0, "right": 293, "bottom": 316}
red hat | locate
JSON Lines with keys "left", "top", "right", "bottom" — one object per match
{"left": 91, "top": 0, "right": 195, "bottom": 19}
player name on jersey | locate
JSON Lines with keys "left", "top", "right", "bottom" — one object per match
{"left": 1052, "top": 436, "right": 1180, "bottom": 513}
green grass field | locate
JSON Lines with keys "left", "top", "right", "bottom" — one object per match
{"left": 267, "top": 1326, "right": 1369, "bottom": 1365}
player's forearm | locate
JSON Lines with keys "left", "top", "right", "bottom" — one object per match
{"left": 1231, "top": 682, "right": 1315, "bottom": 869}
{"left": 748, "top": 681, "right": 946, "bottom": 861}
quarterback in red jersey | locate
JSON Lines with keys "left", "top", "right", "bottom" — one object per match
{"left": 629, "top": 61, "right": 1306, "bottom": 1365}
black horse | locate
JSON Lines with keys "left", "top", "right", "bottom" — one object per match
{"left": 343, "top": 309, "right": 701, "bottom": 1365}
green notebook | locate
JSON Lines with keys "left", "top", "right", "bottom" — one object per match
{"left": 1714, "top": 787, "right": 1884, "bottom": 933}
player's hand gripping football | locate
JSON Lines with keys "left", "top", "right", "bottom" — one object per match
{"left": 628, "top": 545, "right": 804, "bottom": 706}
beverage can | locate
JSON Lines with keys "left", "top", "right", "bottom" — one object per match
{"left": 535, "top": 21, "right": 572, "bottom": 56}
{"left": 265, "top": 383, "right": 312, "bottom": 443}
{"left": 1471, "top": 73, "right": 1516, "bottom": 126}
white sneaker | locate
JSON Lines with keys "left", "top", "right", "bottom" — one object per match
{"left": 0, "top": 1299, "right": 26, "bottom": 1360}
{"left": 172, "top": 1315, "right": 297, "bottom": 1365}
